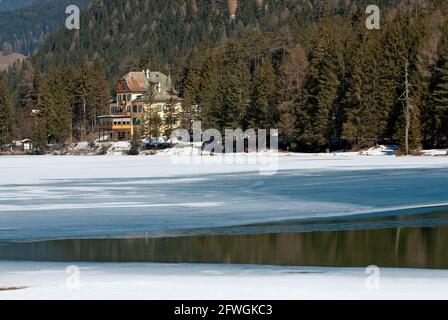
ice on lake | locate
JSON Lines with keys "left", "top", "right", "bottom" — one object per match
{"left": 1, "top": 155, "right": 448, "bottom": 240}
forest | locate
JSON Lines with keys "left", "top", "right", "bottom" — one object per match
{"left": 0, "top": 0, "right": 90, "bottom": 56}
{"left": 1, "top": 0, "right": 448, "bottom": 153}
{"left": 0, "top": 0, "right": 36, "bottom": 11}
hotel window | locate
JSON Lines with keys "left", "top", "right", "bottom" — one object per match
{"left": 118, "top": 132, "right": 126, "bottom": 140}
{"left": 127, "top": 94, "right": 131, "bottom": 101}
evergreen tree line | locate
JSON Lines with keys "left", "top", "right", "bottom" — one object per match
{"left": 0, "top": 0, "right": 90, "bottom": 56}
{"left": 0, "top": 59, "right": 110, "bottom": 152}
{"left": 2, "top": 1, "right": 448, "bottom": 152}
{"left": 180, "top": 5, "right": 448, "bottom": 152}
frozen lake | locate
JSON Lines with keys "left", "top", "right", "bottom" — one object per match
{"left": 0, "top": 157, "right": 448, "bottom": 240}
{"left": 2, "top": 155, "right": 448, "bottom": 298}
{"left": 1, "top": 155, "right": 448, "bottom": 241}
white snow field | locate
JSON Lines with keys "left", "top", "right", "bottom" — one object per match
{"left": 1, "top": 153, "right": 448, "bottom": 184}
{"left": 1, "top": 261, "right": 448, "bottom": 300}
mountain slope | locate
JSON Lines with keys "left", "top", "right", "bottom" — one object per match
{"left": 6, "top": 0, "right": 448, "bottom": 151}
{"left": 0, "top": 0, "right": 90, "bottom": 56}
{"left": 34, "top": 0, "right": 372, "bottom": 80}
{"left": 0, "top": 0, "right": 35, "bottom": 11}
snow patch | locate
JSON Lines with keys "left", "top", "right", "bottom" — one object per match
{"left": 359, "top": 145, "right": 398, "bottom": 156}
{"left": 106, "top": 141, "right": 131, "bottom": 155}
{"left": 422, "top": 149, "right": 448, "bottom": 156}
{"left": 1, "top": 261, "right": 448, "bottom": 300}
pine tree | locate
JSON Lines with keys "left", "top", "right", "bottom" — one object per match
{"left": 235, "top": 0, "right": 260, "bottom": 25}
{"left": 298, "top": 7, "right": 343, "bottom": 150}
{"left": 164, "top": 89, "right": 180, "bottom": 137}
{"left": 248, "top": 57, "right": 277, "bottom": 129}
{"left": 342, "top": 23, "right": 384, "bottom": 149}
{"left": 142, "top": 83, "right": 162, "bottom": 139}
{"left": 429, "top": 21, "right": 448, "bottom": 146}
{"left": 44, "top": 68, "right": 72, "bottom": 143}
{"left": 40, "top": 78, "right": 58, "bottom": 143}
{"left": 74, "top": 61, "right": 90, "bottom": 140}
{"left": 196, "top": 41, "right": 251, "bottom": 132}
{"left": 198, "top": 52, "right": 219, "bottom": 130}
{"left": 390, "top": 12, "right": 427, "bottom": 152}
{"left": 31, "top": 70, "right": 47, "bottom": 153}
{"left": 88, "top": 59, "right": 111, "bottom": 132}
{"left": 15, "top": 61, "right": 35, "bottom": 139}
{"left": 0, "top": 73, "right": 14, "bottom": 148}
{"left": 343, "top": 9, "right": 427, "bottom": 151}
{"left": 278, "top": 44, "right": 308, "bottom": 148}
{"left": 181, "top": 58, "right": 202, "bottom": 131}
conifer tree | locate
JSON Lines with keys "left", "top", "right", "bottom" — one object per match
{"left": 278, "top": 44, "right": 308, "bottom": 148}
{"left": 164, "top": 89, "right": 180, "bottom": 137}
{"left": 298, "top": 6, "right": 343, "bottom": 150}
{"left": 15, "top": 61, "right": 35, "bottom": 139}
{"left": 41, "top": 68, "right": 72, "bottom": 143}
{"left": 235, "top": 0, "right": 260, "bottom": 25}
{"left": 181, "top": 59, "right": 202, "bottom": 131}
{"left": 142, "top": 83, "right": 162, "bottom": 139}
{"left": 199, "top": 51, "right": 220, "bottom": 130}
{"left": 214, "top": 42, "right": 250, "bottom": 131}
{"left": 31, "top": 71, "right": 47, "bottom": 153}
{"left": 342, "top": 25, "right": 384, "bottom": 148}
{"left": 89, "top": 59, "right": 111, "bottom": 132}
{"left": 74, "top": 61, "right": 90, "bottom": 140}
{"left": 248, "top": 57, "right": 277, "bottom": 129}
{"left": 429, "top": 21, "right": 448, "bottom": 145}
{"left": 0, "top": 73, "right": 14, "bottom": 148}
{"left": 390, "top": 12, "right": 427, "bottom": 152}
{"left": 39, "top": 78, "right": 58, "bottom": 143}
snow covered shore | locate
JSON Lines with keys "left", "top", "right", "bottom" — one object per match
{"left": 1, "top": 153, "right": 448, "bottom": 184}
{"left": 0, "top": 261, "right": 447, "bottom": 300}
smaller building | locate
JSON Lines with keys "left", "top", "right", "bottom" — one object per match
{"left": 13, "top": 139, "right": 33, "bottom": 152}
